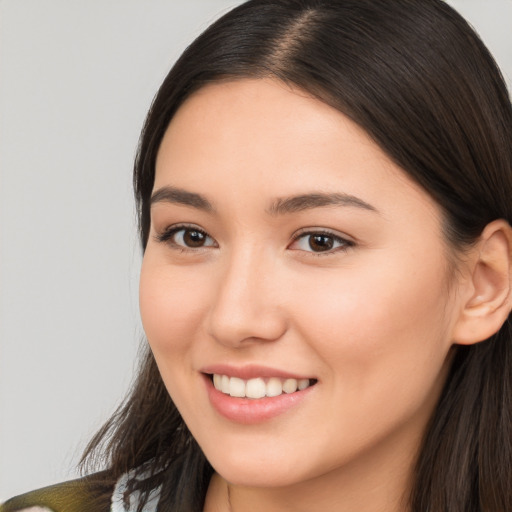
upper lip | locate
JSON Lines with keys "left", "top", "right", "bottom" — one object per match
{"left": 201, "top": 364, "right": 314, "bottom": 381}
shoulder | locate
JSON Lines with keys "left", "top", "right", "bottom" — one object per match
{"left": 0, "top": 473, "right": 114, "bottom": 512}
{"left": 2, "top": 509, "right": 52, "bottom": 512}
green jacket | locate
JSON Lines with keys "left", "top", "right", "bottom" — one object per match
{"left": 0, "top": 474, "right": 113, "bottom": 512}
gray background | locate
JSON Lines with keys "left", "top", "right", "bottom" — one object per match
{"left": 0, "top": 0, "right": 511, "bottom": 501}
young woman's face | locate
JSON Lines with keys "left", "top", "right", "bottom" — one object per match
{"left": 140, "top": 79, "right": 465, "bottom": 490}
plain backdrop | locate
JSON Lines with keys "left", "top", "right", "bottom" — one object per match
{"left": 0, "top": 0, "right": 511, "bottom": 501}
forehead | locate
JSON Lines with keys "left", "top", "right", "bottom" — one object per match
{"left": 154, "top": 78, "right": 438, "bottom": 220}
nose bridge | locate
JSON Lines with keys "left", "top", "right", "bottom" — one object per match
{"left": 207, "top": 242, "right": 286, "bottom": 346}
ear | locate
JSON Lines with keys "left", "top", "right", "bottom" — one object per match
{"left": 452, "top": 219, "right": 512, "bottom": 345}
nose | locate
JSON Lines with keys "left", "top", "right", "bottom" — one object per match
{"left": 206, "top": 246, "right": 288, "bottom": 347}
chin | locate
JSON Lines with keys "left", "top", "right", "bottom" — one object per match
{"left": 201, "top": 441, "right": 319, "bottom": 489}
{"left": 213, "top": 463, "right": 304, "bottom": 488}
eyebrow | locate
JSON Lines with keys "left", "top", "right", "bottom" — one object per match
{"left": 267, "top": 192, "right": 378, "bottom": 215}
{"left": 150, "top": 186, "right": 378, "bottom": 216}
{"left": 150, "top": 186, "right": 214, "bottom": 212}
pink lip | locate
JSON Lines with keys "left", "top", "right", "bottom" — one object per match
{"left": 201, "top": 372, "right": 316, "bottom": 425}
{"left": 200, "top": 363, "right": 313, "bottom": 380}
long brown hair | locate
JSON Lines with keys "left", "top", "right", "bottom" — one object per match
{"left": 82, "top": 1, "right": 512, "bottom": 510}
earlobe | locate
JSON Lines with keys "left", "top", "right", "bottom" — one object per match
{"left": 452, "top": 219, "right": 512, "bottom": 345}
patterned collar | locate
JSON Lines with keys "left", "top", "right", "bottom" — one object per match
{"left": 110, "top": 468, "right": 161, "bottom": 512}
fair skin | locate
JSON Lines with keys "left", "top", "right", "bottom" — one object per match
{"left": 139, "top": 79, "right": 512, "bottom": 512}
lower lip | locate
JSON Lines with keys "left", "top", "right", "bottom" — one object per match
{"left": 203, "top": 374, "right": 315, "bottom": 424}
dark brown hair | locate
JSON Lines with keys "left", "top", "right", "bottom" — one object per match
{"left": 82, "top": 1, "right": 512, "bottom": 510}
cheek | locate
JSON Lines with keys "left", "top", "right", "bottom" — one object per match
{"left": 139, "top": 254, "right": 208, "bottom": 358}
{"left": 284, "top": 254, "right": 455, "bottom": 460}
{"left": 139, "top": 254, "right": 214, "bottom": 418}
{"left": 292, "top": 251, "right": 454, "bottom": 395}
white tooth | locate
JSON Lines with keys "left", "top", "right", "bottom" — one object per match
{"left": 213, "top": 374, "right": 222, "bottom": 391}
{"left": 298, "top": 378, "right": 310, "bottom": 391}
{"left": 246, "top": 378, "right": 266, "bottom": 399}
{"left": 266, "top": 377, "right": 283, "bottom": 397}
{"left": 229, "top": 377, "right": 246, "bottom": 397}
{"left": 221, "top": 375, "right": 230, "bottom": 394}
{"left": 283, "top": 378, "right": 298, "bottom": 394}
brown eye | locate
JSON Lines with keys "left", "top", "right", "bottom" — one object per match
{"left": 308, "top": 234, "right": 334, "bottom": 252}
{"left": 157, "top": 226, "right": 216, "bottom": 249}
{"left": 289, "top": 230, "right": 353, "bottom": 254}
{"left": 182, "top": 229, "right": 208, "bottom": 247}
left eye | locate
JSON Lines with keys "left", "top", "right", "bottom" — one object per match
{"left": 159, "top": 226, "right": 217, "bottom": 249}
{"left": 290, "top": 232, "right": 352, "bottom": 253}
{"left": 175, "top": 228, "right": 215, "bottom": 248}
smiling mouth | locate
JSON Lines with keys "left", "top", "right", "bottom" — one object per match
{"left": 209, "top": 374, "right": 317, "bottom": 399}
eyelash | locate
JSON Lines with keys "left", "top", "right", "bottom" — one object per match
{"left": 290, "top": 229, "right": 355, "bottom": 256}
{"left": 155, "top": 224, "right": 355, "bottom": 256}
{"left": 155, "top": 224, "right": 216, "bottom": 252}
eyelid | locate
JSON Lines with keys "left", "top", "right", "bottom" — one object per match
{"left": 155, "top": 223, "right": 218, "bottom": 249}
{"left": 291, "top": 226, "right": 355, "bottom": 242}
{"left": 289, "top": 227, "right": 355, "bottom": 254}
{"left": 154, "top": 223, "right": 354, "bottom": 255}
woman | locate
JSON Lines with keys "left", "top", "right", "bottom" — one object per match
{"left": 2, "top": 0, "right": 511, "bottom": 511}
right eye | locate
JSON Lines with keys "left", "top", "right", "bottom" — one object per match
{"left": 156, "top": 225, "right": 217, "bottom": 249}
